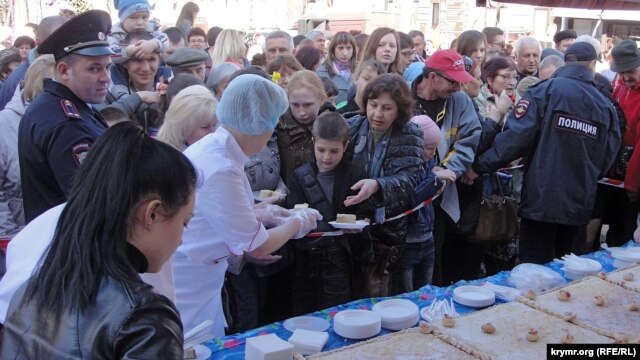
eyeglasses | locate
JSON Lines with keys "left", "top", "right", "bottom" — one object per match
{"left": 495, "top": 73, "right": 519, "bottom": 82}
{"left": 489, "top": 42, "right": 506, "bottom": 48}
{"left": 434, "top": 72, "right": 459, "bottom": 87}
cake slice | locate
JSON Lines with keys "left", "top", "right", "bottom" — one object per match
{"left": 336, "top": 214, "right": 356, "bottom": 223}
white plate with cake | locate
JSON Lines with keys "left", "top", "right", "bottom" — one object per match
{"left": 329, "top": 214, "right": 369, "bottom": 230}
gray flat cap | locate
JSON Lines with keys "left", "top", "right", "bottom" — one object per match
{"left": 165, "top": 47, "right": 209, "bottom": 68}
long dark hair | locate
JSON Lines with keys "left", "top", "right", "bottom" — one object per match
{"left": 25, "top": 122, "right": 198, "bottom": 315}
{"left": 176, "top": 1, "right": 200, "bottom": 27}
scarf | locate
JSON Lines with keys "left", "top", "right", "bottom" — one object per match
{"left": 333, "top": 60, "right": 352, "bottom": 83}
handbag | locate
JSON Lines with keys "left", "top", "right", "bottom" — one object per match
{"left": 466, "top": 173, "right": 519, "bottom": 245}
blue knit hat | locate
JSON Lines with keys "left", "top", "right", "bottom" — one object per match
{"left": 115, "top": 0, "right": 150, "bottom": 22}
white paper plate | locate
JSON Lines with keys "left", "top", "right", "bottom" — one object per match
{"left": 563, "top": 258, "right": 602, "bottom": 273}
{"left": 372, "top": 299, "right": 419, "bottom": 331}
{"left": 283, "top": 316, "right": 330, "bottom": 332}
{"left": 328, "top": 220, "right": 369, "bottom": 230}
{"left": 333, "top": 310, "right": 381, "bottom": 339}
{"left": 453, "top": 285, "right": 495, "bottom": 308}
{"left": 189, "top": 344, "right": 211, "bottom": 360}
{"left": 610, "top": 247, "right": 640, "bottom": 263}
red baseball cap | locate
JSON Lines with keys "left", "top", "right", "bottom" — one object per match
{"left": 425, "top": 50, "right": 474, "bottom": 83}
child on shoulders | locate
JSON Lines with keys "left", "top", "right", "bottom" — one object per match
{"left": 109, "top": 0, "right": 168, "bottom": 64}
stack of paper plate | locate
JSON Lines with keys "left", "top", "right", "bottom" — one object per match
{"left": 609, "top": 247, "right": 640, "bottom": 269}
{"left": 333, "top": 310, "right": 381, "bottom": 339}
{"left": 371, "top": 299, "right": 420, "bottom": 331}
{"left": 452, "top": 285, "right": 495, "bottom": 308}
{"left": 562, "top": 257, "right": 602, "bottom": 280}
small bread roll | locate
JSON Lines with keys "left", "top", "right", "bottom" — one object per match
{"left": 336, "top": 213, "right": 356, "bottom": 223}
{"left": 294, "top": 203, "right": 309, "bottom": 209}
{"left": 259, "top": 190, "right": 273, "bottom": 198}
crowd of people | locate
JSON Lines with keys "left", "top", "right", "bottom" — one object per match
{"left": 0, "top": 0, "right": 639, "bottom": 356}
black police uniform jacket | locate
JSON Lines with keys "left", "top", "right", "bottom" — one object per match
{"left": 473, "top": 64, "right": 621, "bottom": 225}
{"left": 18, "top": 79, "right": 107, "bottom": 223}
{"left": 0, "top": 245, "right": 184, "bottom": 358}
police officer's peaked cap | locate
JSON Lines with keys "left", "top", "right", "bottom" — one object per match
{"left": 165, "top": 47, "right": 209, "bottom": 68}
{"left": 39, "top": 10, "right": 114, "bottom": 61}
{"left": 553, "top": 29, "right": 577, "bottom": 44}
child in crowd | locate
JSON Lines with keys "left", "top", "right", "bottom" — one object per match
{"left": 286, "top": 112, "right": 372, "bottom": 315}
{"left": 109, "top": 0, "right": 168, "bottom": 64}
{"left": 337, "top": 59, "right": 386, "bottom": 115}
{"left": 320, "top": 76, "right": 338, "bottom": 108}
{"left": 400, "top": 115, "right": 456, "bottom": 292}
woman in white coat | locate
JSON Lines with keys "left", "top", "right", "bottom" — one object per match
{"left": 172, "top": 74, "right": 322, "bottom": 337}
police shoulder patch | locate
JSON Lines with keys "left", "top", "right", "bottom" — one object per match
{"left": 60, "top": 99, "right": 81, "bottom": 119}
{"left": 553, "top": 113, "right": 599, "bottom": 139}
{"left": 514, "top": 99, "right": 530, "bottom": 119}
{"left": 72, "top": 143, "right": 90, "bottom": 166}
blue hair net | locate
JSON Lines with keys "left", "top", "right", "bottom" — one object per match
{"left": 217, "top": 74, "right": 289, "bottom": 136}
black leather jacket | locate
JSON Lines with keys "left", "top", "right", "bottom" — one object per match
{"left": 346, "top": 115, "right": 424, "bottom": 246}
{"left": 1, "top": 274, "right": 184, "bottom": 359}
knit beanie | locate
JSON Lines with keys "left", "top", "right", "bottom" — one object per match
{"left": 410, "top": 115, "right": 441, "bottom": 146}
{"left": 115, "top": 0, "right": 150, "bottom": 22}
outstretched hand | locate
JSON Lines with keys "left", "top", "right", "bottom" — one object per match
{"left": 344, "top": 179, "right": 379, "bottom": 207}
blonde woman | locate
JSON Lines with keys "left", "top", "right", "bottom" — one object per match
{"left": 0, "top": 54, "right": 55, "bottom": 239}
{"left": 157, "top": 85, "right": 218, "bottom": 152}
{"left": 211, "top": 29, "right": 247, "bottom": 68}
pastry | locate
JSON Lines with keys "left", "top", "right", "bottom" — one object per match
{"left": 418, "top": 320, "right": 433, "bottom": 334}
{"left": 442, "top": 314, "right": 456, "bottom": 327}
{"left": 557, "top": 290, "right": 571, "bottom": 301}
{"left": 519, "top": 277, "right": 640, "bottom": 342}
{"left": 523, "top": 290, "right": 536, "bottom": 301}
{"left": 294, "top": 203, "right": 309, "bottom": 209}
{"left": 336, "top": 213, "right": 356, "bottom": 224}
{"left": 184, "top": 347, "right": 196, "bottom": 359}
{"left": 628, "top": 302, "right": 639, "bottom": 312}
{"left": 561, "top": 333, "right": 574, "bottom": 344}
{"left": 480, "top": 323, "right": 495, "bottom": 334}
{"left": 624, "top": 272, "right": 635, "bottom": 282}
{"left": 562, "top": 312, "right": 576, "bottom": 322}
{"left": 526, "top": 328, "right": 538, "bottom": 342}
{"left": 260, "top": 189, "right": 274, "bottom": 198}
{"left": 594, "top": 295, "right": 605, "bottom": 307}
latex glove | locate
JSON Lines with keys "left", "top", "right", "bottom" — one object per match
{"left": 290, "top": 208, "right": 323, "bottom": 239}
{"left": 260, "top": 190, "right": 287, "bottom": 205}
{"left": 344, "top": 179, "right": 379, "bottom": 207}
{"left": 634, "top": 226, "right": 640, "bottom": 245}
{"left": 254, "top": 203, "right": 291, "bottom": 228}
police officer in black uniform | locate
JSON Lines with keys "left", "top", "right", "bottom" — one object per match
{"left": 469, "top": 42, "right": 621, "bottom": 264}
{"left": 19, "top": 10, "right": 113, "bottom": 222}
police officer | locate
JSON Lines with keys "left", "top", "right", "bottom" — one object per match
{"left": 468, "top": 42, "right": 621, "bottom": 264}
{"left": 19, "top": 10, "right": 113, "bottom": 222}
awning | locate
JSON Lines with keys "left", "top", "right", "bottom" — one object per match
{"left": 495, "top": 0, "right": 640, "bottom": 10}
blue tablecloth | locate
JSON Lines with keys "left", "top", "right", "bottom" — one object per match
{"left": 204, "top": 241, "right": 637, "bottom": 359}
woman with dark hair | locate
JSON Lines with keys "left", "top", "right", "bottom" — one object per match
{"left": 360, "top": 27, "right": 402, "bottom": 75}
{"left": 12, "top": 36, "right": 35, "bottom": 62}
{"left": 265, "top": 54, "right": 304, "bottom": 88}
{"left": 456, "top": 30, "right": 486, "bottom": 69}
{"left": 343, "top": 73, "right": 424, "bottom": 297}
{"left": 317, "top": 31, "right": 358, "bottom": 104}
{"left": 176, "top": 1, "right": 200, "bottom": 36}
{"left": 476, "top": 56, "right": 519, "bottom": 126}
{"left": 0, "top": 49, "right": 21, "bottom": 85}
{"left": 295, "top": 46, "right": 324, "bottom": 71}
{"left": 0, "top": 122, "right": 198, "bottom": 358}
